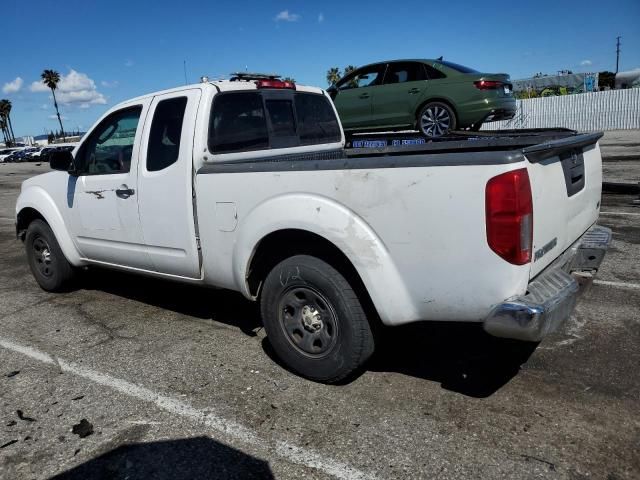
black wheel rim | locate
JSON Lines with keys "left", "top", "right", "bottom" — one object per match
{"left": 420, "top": 105, "right": 451, "bottom": 137}
{"left": 278, "top": 286, "right": 339, "bottom": 358}
{"left": 32, "top": 236, "right": 54, "bottom": 278}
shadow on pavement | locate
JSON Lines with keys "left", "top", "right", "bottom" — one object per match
{"left": 368, "top": 321, "right": 538, "bottom": 398}
{"left": 83, "top": 268, "right": 535, "bottom": 397}
{"left": 50, "top": 436, "right": 274, "bottom": 480}
{"left": 81, "top": 269, "right": 262, "bottom": 336}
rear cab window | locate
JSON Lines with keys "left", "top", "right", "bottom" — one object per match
{"left": 208, "top": 90, "right": 341, "bottom": 155}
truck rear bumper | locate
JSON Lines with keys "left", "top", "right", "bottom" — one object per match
{"left": 483, "top": 224, "right": 612, "bottom": 342}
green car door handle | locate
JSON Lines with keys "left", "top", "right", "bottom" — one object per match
{"left": 358, "top": 93, "right": 370, "bottom": 99}
{"left": 408, "top": 88, "right": 420, "bottom": 94}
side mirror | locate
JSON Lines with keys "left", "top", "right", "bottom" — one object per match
{"left": 49, "top": 150, "right": 75, "bottom": 174}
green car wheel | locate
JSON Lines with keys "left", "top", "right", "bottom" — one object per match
{"left": 417, "top": 102, "right": 456, "bottom": 137}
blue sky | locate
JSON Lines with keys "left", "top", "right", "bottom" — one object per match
{"left": 3, "top": 0, "right": 639, "bottom": 137}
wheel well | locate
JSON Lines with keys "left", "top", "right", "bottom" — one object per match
{"left": 247, "top": 229, "right": 380, "bottom": 323}
{"left": 16, "top": 208, "right": 45, "bottom": 240}
{"left": 415, "top": 97, "right": 458, "bottom": 127}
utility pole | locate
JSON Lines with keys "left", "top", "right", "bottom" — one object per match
{"left": 183, "top": 60, "right": 188, "bottom": 85}
{"left": 615, "top": 36, "right": 622, "bottom": 73}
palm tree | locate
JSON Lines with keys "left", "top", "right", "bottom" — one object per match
{"left": 0, "top": 99, "right": 16, "bottom": 144}
{"left": 41, "top": 69, "right": 66, "bottom": 141}
{"left": 0, "top": 117, "right": 8, "bottom": 146}
{"left": 0, "top": 100, "right": 14, "bottom": 146}
{"left": 326, "top": 67, "right": 341, "bottom": 86}
{"left": 343, "top": 65, "right": 358, "bottom": 88}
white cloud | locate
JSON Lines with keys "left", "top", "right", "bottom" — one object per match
{"left": 124, "top": 59, "right": 134, "bottom": 67}
{"left": 2, "top": 77, "right": 23, "bottom": 94}
{"left": 30, "top": 69, "right": 106, "bottom": 106}
{"left": 101, "top": 80, "right": 119, "bottom": 88}
{"left": 40, "top": 104, "right": 49, "bottom": 110}
{"left": 318, "top": 13, "right": 324, "bottom": 23}
{"left": 275, "top": 10, "right": 300, "bottom": 22}
{"left": 48, "top": 114, "right": 68, "bottom": 120}
{"left": 580, "top": 59, "right": 592, "bottom": 66}
{"left": 30, "top": 80, "right": 49, "bottom": 92}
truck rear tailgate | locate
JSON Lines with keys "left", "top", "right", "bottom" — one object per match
{"left": 524, "top": 133, "right": 604, "bottom": 279}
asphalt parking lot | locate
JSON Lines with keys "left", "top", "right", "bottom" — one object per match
{"left": 1, "top": 158, "right": 639, "bottom": 479}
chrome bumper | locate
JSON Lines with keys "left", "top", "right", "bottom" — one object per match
{"left": 483, "top": 224, "right": 612, "bottom": 342}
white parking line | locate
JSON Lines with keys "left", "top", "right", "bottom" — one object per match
{"left": 599, "top": 211, "right": 640, "bottom": 216}
{"left": 593, "top": 279, "right": 640, "bottom": 290}
{"left": 0, "top": 337, "right": 375, "bottom": 480}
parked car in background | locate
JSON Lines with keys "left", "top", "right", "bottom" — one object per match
{"left": 1, "top": 148, "right": 23, "bottom": 163}
{"left": 4, "top": 148, "right": 27, "bottom": 163}
{"left": 38, "top": 144, "right": 78, "bottom": 163}
{"left": 328, "top": 59, "right": 516, "bottom": 137}
{"left": 21, "top": 147, "right": 42, "bottom": 162}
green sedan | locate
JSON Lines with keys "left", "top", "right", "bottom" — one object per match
{"left": 327, "top": 59, "right": 516, "bottom": 137}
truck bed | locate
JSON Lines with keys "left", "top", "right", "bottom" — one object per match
{"left": 345, "top": 128, "right": 599, "bottom": 158}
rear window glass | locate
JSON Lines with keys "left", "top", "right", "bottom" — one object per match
{"left": 266, "top": 100, "right": 296, "bottom": 137}
{"left": 209, "top": 92, "right": 269, "bottom": 154}
{"left": 439, "top": 61, "right": 479, "bottom": 74}
{"left": 425, "top": 65, "right": 447, "bottom": 79}
{"left": 209, "top": 91, "right": 340, "bottom": 154}
{"left": 294, "top": 94, "right": 341, "bottom": 145}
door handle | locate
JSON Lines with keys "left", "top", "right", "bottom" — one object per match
{"left": 115, "top": 185, "right": 135, "bottom": 199}
{"left": 408, "top": 88, "right": 420, "bottom": 94}
{"left": 358, "top": 93, "right": 370, "bottom": 99}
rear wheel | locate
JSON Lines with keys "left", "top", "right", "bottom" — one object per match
{"left": 417, "top": 101, "right": 456, "bottom": 137}
{"left": 25, "top": 220, "right": 75, "bottom": 292}
{"left": 260, "top": 255, "right": 374, "bottom": 383}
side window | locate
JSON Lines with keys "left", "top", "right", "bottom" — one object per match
{"left": 384, "top": 63, "right": 427, "bottom": 84}
{"left": 425, "top": 64, "right": 447, "bottom": 80}
{"left": 75, "top": 107, "right": 142, "bottom": 175}
{"left": 337, "top": 65, "right": 385, "bottom": 90}
{"left": 209, "top": 92, "right": 268, "bottom": 154}
{"left": 294, "top": 94, "right": 341, "bottom": 145}
{"left": 147, "top": 97, "right": 187, "bottom": 172}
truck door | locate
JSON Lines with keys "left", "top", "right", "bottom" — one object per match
{"left": 68, "top": 101, "right": 153, "bottom": 270}
{"left": 137, "top": 89, "right": 202, "bottom": 278}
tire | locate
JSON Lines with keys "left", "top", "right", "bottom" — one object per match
{"left": 417, "top": 101, "right": 457, "bottom": 137}
{"left": 260, "top": 255, "right": 375, "bottom": 383}
{"left": 25, "top": 219, "right": 75, "bottom": 292}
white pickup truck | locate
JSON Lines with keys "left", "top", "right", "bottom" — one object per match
{"left": 16, "top": 76, "right": 611, "bottom": 383}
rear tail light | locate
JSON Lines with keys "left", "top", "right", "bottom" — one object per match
{"left": 256, "top": 79, "right": 296, "bottom": 90}
{"left": 474, "top": 80, "right": 503, "bottom": 90}
{"left": 485, "top": 168, "right": 533, "bottom": 265}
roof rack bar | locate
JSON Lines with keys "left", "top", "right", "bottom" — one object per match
{"left": 229, "top": 72, "right": 281, "bottom": 82}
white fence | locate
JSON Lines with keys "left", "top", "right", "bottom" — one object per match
{"left": 483, "top": 88, "right": 640, "bottom": 131}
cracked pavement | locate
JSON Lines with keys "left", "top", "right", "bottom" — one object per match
{"left": 1, "top": 162, "right": 639, "bottom": 479}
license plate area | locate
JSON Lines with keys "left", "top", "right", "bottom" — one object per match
{"left": 560, "top": 149, "right": 585, "bottom": 197}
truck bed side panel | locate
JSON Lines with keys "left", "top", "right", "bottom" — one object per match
{"left": 195, "top": 162, "right": 530, "bottom": 326}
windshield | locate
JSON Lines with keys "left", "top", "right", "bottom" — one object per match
{"left": 438, "top": 61, "right": 479, "bottom": 74}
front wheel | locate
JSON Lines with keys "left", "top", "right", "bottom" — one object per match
{"left": 417, "top": 102, "right": 457, "bottom": 137}
{"left": 260, "top": 255, "right": 375, "bottom": 383}
{"left": 25, "top": 219, "right": 75, "bottom": 292}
